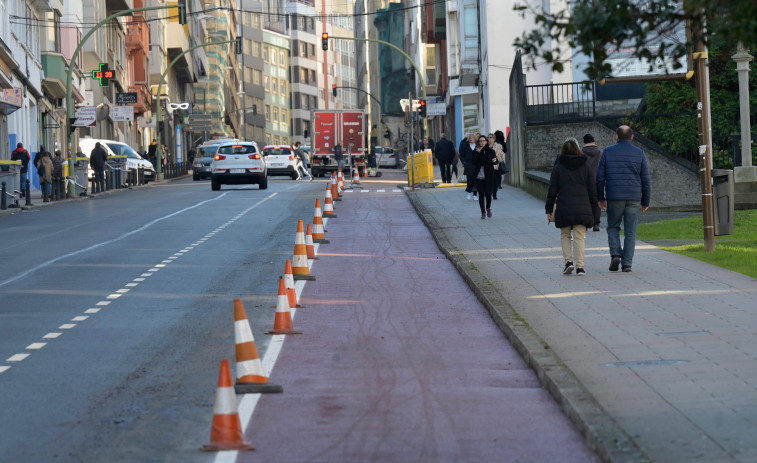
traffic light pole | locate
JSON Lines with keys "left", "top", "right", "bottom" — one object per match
{"left": 65, "top": 4, "right": 182, "bottom": 197}
{"left": 154, "top": 39, "right": 237, "bottom": 180}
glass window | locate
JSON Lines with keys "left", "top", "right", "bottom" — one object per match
{"left": 271, "top": 48, "right": 277, "bottom": 64}
{"left": 463, "top": 8, "right": 478, "bottom": 48}
{"left": 263, "top": 75, "right": 269, "bottom": 90}
{"left": 281, "top": 109, "right": 287, "bottom": 124}
{"left": 265, "top": 105, "right": 271, "bottom": 121}
{"left": 310, "top": 44, "right": 315, "bottom": 56}
{"left": 280, "top": 79, "right": 287, "bottom": 95}
{"left": 219, "top": 144, "right": 256, "bottom": 154}
{"left": 252, "top": 13, "right": 260, "bottom": 28}
{"left": 265, "top": 134, "right": 272, "bottom": 145}
{"left": 252, "top": 42, "right": 261, "bottom": 57}
{"left": 272, "top": 79, "right": 278, "bottom": 93}
{"left": 253, "top": 69, "right": 262, "bottom": 85}
{"left": 301, "top": 42, "right": 307, "bottom": 57}
{"left": 279, "top": 51, "right": 286, "bottom": 67}
{"left": 263, "top": 46, "right": 269, "bottom": 62}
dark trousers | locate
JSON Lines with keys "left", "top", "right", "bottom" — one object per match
{"left": 94, "top": 168, "right": 105, "bottom": 193}
{"left": 439, "top": 162, "right": 453, "bottom": 183}
{"left": 475, "top": 177, "right": 493, "bottom": 213}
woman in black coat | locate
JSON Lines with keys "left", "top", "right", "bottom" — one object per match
{"left": 473, "top": 134, "right": 497, "bottom": 219}
{"left": 458, "top": 133, "right": 478, "bottom": 200}
{"left": 545, "top": 138, "right": 600, "bottom": 275}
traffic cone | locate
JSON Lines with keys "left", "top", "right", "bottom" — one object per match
{"left": 305, "top": 224, "right": 318, "bottom": 260}
{"left": 338, "top": 169, "right": 345, "bottom": 192}
{"left": 312, "top": 199, "right": 329, "bottom": 244}
{"left": 331, "top": 175, "right": 341, "bottom": 201}
{"left": 266, "top": 278, "right": 302, "bottom": 335}
{"left": 323, "top": 185, "right": 337, "bottom": 218}
{"left": 284, "top": 259, "right": 304, "bottom": 308}
{"left": 363, "top": 162, "right": 368, "bottom": 178}
{"left": 233, "top": 299, "right": 283, "bottom": 394}
{"left": 352, "top": 165, "right": 361, "bottom": 186}
{"left": 201, "top": 359, "right": 255, "bottom": 451}
{"left": 292, "top": 219, "right": 317, "bottom": 280}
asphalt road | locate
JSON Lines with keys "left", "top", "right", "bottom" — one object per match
{"left": 0, "top": 176, "right": 321, "bottom": 463}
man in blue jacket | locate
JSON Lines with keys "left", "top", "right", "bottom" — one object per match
{"left": 596, "top": 125, "right": 651, "bottom": 273}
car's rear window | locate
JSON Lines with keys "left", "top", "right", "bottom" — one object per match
{"left": 263, "top": 148, "right": 292, "bottom": 156}
{"left": 198, "top": 145, "right": 221, "bottom": 157}
{"left": 218, "top": 145, "right": 257, "bottom": 154}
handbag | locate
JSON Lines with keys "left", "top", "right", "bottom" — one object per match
{"left": 37, "top": 164, "right": 45, "bottom": 177}
{"left": 499, "top": 162, "right": 509, "bottom": 174}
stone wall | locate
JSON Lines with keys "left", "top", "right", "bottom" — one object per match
{"left": 524, "top": 122, "right": 702, "bottom": 209}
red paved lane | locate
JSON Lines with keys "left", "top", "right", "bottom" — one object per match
{"left": 237, "top": 185, "right": 597, "bottom": 462}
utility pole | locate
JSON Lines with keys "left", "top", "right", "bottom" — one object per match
{"left": 692, "top": 18, "right": 716, "bottom": 252}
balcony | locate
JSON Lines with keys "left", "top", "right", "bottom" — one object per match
{"left": 31, "top": 0, "right": 59, "bottom": 12}
{"left": 128, "top": 84, "right": 151, "bottom": 114}
{"left": 126, "top": 17, "right": 149, "bottom": 54}
{"left": 106, "top": 0, "right": 133, "bottom": 14}
{"left": 41, "top": 52, "right": 68, "bottom": 99}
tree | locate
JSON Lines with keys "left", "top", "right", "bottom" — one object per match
{"left": 514, "top": 0, "right": 757, "bottom": 81}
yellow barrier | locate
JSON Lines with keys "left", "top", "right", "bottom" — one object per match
{"left": 407, "top": 150, "right": 434, "bottom": 186}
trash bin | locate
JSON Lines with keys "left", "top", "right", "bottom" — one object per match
{"left": 711, "top": 168, "right": 734, "bottom": 236}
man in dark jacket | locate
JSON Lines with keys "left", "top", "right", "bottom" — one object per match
{"left": 11, "top": 143, "right": 30, "bottom": 196}
{"left": 596, "top": 125, "right": 651, "bottom": 273}
{"left": 582, "top": 133, "right": 602, "bottom": 230}
{"left": 90, "top": 142, "right": 108, "bottom": 193}
{"left": 333, "top": 142, "right": 344, "bottom": 172}
{"left": 433, "top": 133, "right": 456, "bottom": 183}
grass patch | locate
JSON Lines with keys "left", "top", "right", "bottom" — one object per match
{"left": 636, "top": 210, "right": 757, "bottom": 279}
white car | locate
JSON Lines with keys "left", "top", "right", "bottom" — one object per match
{"left": 374, "top": 146, "right": 399, "bottom": 167}
{"left": 79, "top": 138, "right": 156, "bottom": 182}
{"left": 210, "top": 141, "right": 267, "bottom": 190}
{"left": 261, "top": 145, "right": 298, "bottom": 179}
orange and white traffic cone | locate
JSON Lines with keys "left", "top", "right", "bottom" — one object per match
{"left": 233, "top": 299, "right": 283, "bottom": 394}
{"left": 266, "top": 277, "right": 302, "bottom": 335}
{"left": 352, "top": 165, "right": 361, "bottom": 186}
{"left": 305, "top": 224, "right": 318, "bottom": 260}
{"left": 292, "top": 219, "right": 317, "bottom": 280}
{"left": 312, "top": 199, "right": 329, "bottom": 244}
{"left": 323, "top": 185, "right": 337, "bottom": 218}
{"left": 338, "top": 169, "right": 345, "bottom": 192}
{"left": 284, "top": 259, "right": 304, "bottom": 308}
{"left": 201, "top": 359, "right": 255, "bottom": 451}
{"left": 363, "top": 163, "right": 368, "bottom": 178}
{"left": 331, "top": 180, "right": 341, "bottom": 201}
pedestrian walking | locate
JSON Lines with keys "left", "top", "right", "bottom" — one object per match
{"left": 293, "top": 141, "right": 313, "bottom": 181}
{"left": 596, "top": 125, "right": 651, "bottom": 273}
{"left": 11, "top": 142, "right": 30, "bottom": 197}
{"left": 459, "top": 133, "right": 478, "bottom": 200}
{"left": 487, "top": 133, "right": 506, "bottom": 200}
{"left": 434, "top": 133, "right": 457, "bottom": 184}
{"left": 333, "top": 141, "right": 344, "bottom": 173}
{"left": 581, "top": 133, "right": 602, "bottom": 231}
{"left": 52, "top": 150, "right": 65, "bottom": 200}
{"left": 546, "top": 138, "right": 601, "bottom": 276}
{"left": 90, "top": 142, "right": 108, "bottom": 193}
{"left": 147, "top": 139, "right": 158, "bottom": 167}
{"left": 494, "top": 130, "right": 508, "bottom": 189}
{"left": 473, "top": 135, "right": 497, "bottom": 219}
{"left": 34, "top": 145, "right": 54, "bottom": 202}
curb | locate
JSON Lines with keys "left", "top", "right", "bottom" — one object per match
{"left": 406, "top": 190, "right": 649, "bottom": 463}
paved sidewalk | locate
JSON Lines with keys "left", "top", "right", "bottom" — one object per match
{"left": 408, "top": 183, "right": 757, "bottom": 463}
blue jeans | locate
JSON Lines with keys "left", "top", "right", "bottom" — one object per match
{"left": 606, "top": 200, "right": 641, "bottom": 268}
{"left": 20, "top": 174, "right": 28, "bottom": 193}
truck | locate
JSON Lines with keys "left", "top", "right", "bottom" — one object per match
{"left": 310, "top": 109, "right": 366, "bottom": 177}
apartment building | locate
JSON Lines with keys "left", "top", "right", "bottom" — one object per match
{"left": 238, "top": 0, "right": 266, "bottom": 143}
{"left": 262, "top": 30, "right": 291, "bottom": 146}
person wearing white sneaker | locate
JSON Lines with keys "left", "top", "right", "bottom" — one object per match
{"left": 293, "top": 141, "right": 313, "bottom": 182}
{"left": 546, "top": 138, "right": 600, "bottom": 275}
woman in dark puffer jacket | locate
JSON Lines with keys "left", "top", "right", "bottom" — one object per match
{"left": 545, "top": 138, "right": 600, "bottom": 276}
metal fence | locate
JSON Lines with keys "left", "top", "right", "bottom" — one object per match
{"left": 525, "top": 82, "right": 596, "bottom": 124}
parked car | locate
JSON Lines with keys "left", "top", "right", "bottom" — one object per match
{"left": 193, "top": 139, "right": 238, "bottom": 180}
{"left": 79, "top": 138, "right": 156, "bottom": 182}
{"left": 374, "top": 146, "right": 399, "bottom": 167}
{"left": 261, "top": 145, "right": 298, "bottom": 179}
{"left": 210, "top": 141, "right": 267, "bottom": 190}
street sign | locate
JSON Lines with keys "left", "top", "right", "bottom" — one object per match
{"left": 92, "top": 63, "right": 114, "bottom": 86}
{"left": 111, "top": 106, "right": 134, "bottom": 122}
{"left": 400, "top": 99, "right": 422, "bottom": 111}
{"left": 73, "top": 106, "right": 97, "bottom": 126}
{"left": 116, "top": 92, "right": 138, "bottom": 104}
{"left": 139, "top": 116, "right": 156, "bottom": 128}
{"left": 427, "top": 103, "right": 446, "bottom": 117}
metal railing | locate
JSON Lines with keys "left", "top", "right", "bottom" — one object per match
{"left": 525, "top": 82, "right": 596, "bottom": 124}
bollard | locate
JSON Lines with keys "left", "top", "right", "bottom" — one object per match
{"left": 1, "top": 181, "right": 6, "bottom": 210}
{"left": 25, "top": 182, "right": 32, "bottom": 206}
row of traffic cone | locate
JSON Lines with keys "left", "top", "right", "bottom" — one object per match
{"left": 203, "top": 185, "right": 343, "bottom": 451}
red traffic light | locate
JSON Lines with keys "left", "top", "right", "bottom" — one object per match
{"left": 332, "top": 84, "right": 337, "bottom": 97}
{"left": 321, "top": 33, "right": 329, "bottom": 51}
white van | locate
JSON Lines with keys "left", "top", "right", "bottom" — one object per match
{"left": 79, "top": 138, "right": 157, "bottom": 183}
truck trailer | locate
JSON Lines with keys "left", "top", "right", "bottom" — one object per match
{"left": 310, "top": 109, "right": 366, "bottom": 177}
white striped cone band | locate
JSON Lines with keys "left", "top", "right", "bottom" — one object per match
{"left": 213, "top": 386, "right": 238, "bottom": 415}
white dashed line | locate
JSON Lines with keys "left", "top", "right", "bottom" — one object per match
{"left": 43, "top": 333, "right": 62, "bottom": 339}
{"left": 96, "top": 301, "right": 111, "bottom": 306}
{"left": 116, "top": 289, "right": 130, "bottom": 293}
{"left": 0, "top": 366, "right": 10, "bottom": 374}
{"left": 106, "top": 294, "right": 122, "bottom": 299}
{"left": 154, "top": 264, "right": 167, "bottom": 268}
{"left": 72, "top": 316, "right": 88, "bottom": 322}
{"left": 59, "top": 324, "right": 76, "bottom": 329}
{"left": 377, "top": 189, "right": 386, "bottom": 192}
{"left": 26, "top": 343, "right": 46, "bottom": 350}
{"left": 8, "top": 354, "right": 30, "bottom": 362}
{"left": 140, "top": 273, "right": 152, "bottom": 277}
{"left": 84, "top": 309, "right": 100, "bottom": 314}
{"left": 125, "top": 283, "right": 139, "bottom": 287}
{"left": 134, "top": 277, "right": 146, "bottom": 281}
{"left": 148, "top": 268, "right": 160, "bottom": 272}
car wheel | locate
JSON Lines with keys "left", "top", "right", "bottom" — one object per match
{"left": 193, "top": 173, "right": 200, "bottom": 181}
{"left": 211, "top": 178, "right": 221, "bottom": 191}
{"left": 258, "top": 176, "right": 268, "bottom": 190}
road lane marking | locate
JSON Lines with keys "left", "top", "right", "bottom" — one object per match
{"left": 140, "top": 274, "right": 152, "bottom": 277}
{"left": 0, "top": 194, "right": 232, "bottom": 289}
{"left": 84, "top": 309, "right": 100, "bottom": 314}
{"left": 116, "top": 288, "right": 130, "bottom": 293}
{"left": 26, "top": 343, "right": 46, "bottom": 349}
{"left": 125, "top": 283, "right": 139, "bottom": 287}
{"left": 43, "top": 333, "right": 61, "bottom": 339}
{"left": 0, "top": 366, "right": 10, "bottom": 374}
{"left": 59, "top": 324, "right": 76, "bottom": 329}
{"left": 106, "top": 294, "right": 122, "bottom": 299}
{"left": 8, "top": 354, "right": 30, "bottom": 362}
{"left": 96, "top": 301, "right": 111, "bottom": 306}
{"left": 72, "top": 316, "right": 88, "bottom": 322}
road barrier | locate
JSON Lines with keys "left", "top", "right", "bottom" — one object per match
{"left": 201, "top": 359, "right": 255, "bottom": 451}
{"left": 266, "top": 277, "right": 302, "bottom": 335}
{"left": 233, "top": 299, "right": 282, "bottom": 394}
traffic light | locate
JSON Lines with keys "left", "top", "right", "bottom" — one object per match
{"left": 332, "top": 84, "right": 337, "bottom": 98}
{"left": 234, "top": 37, "right": 242, "bottom": 54}
{"left": 418, "top": 99, "right": 427, "bottom": 117}
{"left": 321, "top": 33, "right": 329, "bottom": 51}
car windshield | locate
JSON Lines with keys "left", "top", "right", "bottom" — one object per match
{"left": 198, "top": 145, "right": 221, "bottom": 157}
{"left": 218, "top": 145, "right": 257, "bottom": 155}
{"left": 263, "top": 147, "right": 292, "bottom": 156}
{"left": 106, "top": 143, "right": 140, "bottom": 159}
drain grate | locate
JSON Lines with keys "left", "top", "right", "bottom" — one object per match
{"left": 601, "top": 359, "right": 689, "bottom": 367}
